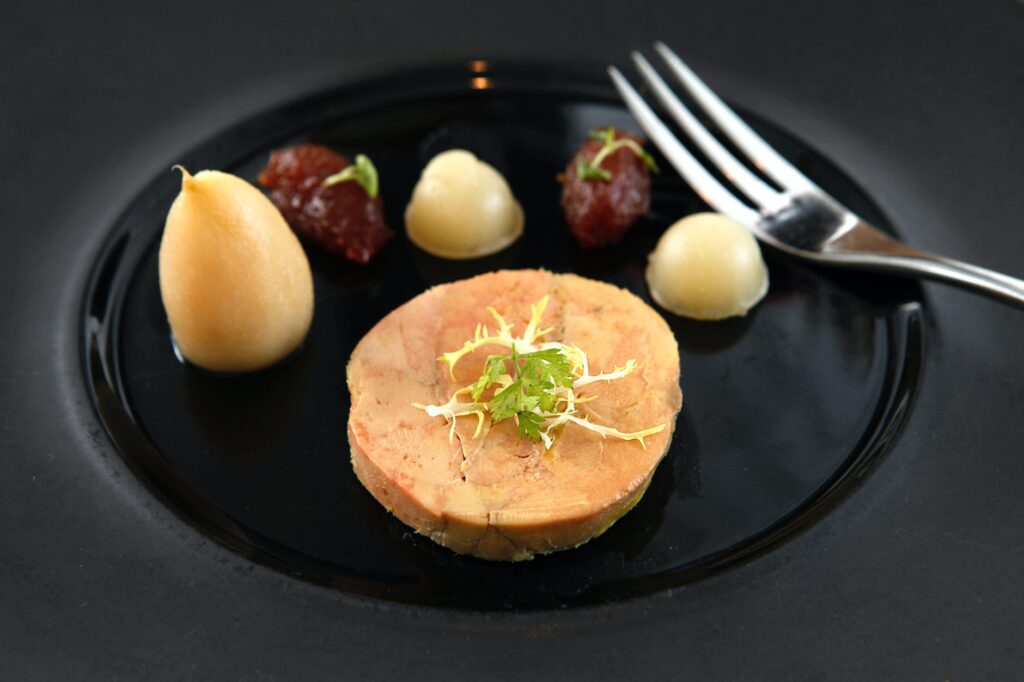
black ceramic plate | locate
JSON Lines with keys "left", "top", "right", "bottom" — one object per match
{"left": 83, "top": 63, "right": 923, "bottom": 609}
{"left": 10, "top": 2, "right": 1024, "bottom": 677}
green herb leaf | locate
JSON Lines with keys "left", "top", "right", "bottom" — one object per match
{"left": 490, "top": 383, "right": 521, "bottom": 422}
{"left": 576, "top": 160, "right": 613, "bottom": 181}
{"left": 482, "top": 347, "right": 575, "bottom": 441}
{"left": 469, "top": 354, "right": 507, "bottom": 401}
{"left": 520, "top": 348, "right": 574, "bottom": 390}
{"left": 322, "top": 153, "right": 380, "bottom": 198}
{"left": 588, "top": 127, "right": 616, "bottom": 145}
{"left": 516, "top": 410, "right": 544, "bottom": 440}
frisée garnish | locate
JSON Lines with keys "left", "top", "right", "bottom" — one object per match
{"left": 413, "top": 296, "right": 665, "bottom": 449}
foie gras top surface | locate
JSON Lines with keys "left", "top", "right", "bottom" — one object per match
{"left": 346, "top": 270, "right": 682, "bottom": 560}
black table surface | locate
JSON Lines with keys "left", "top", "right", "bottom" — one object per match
{"left": 2, "top": 0, "right": 1022, "bottom": 679}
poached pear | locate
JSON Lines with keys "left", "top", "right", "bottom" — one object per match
{"left": 645, "top": 212, "right": 768, "bottom": 321}
{"left": 159, "top": 168, "right": 314, "bottom": 373}
{"left": 405, "top": 150, "right": 523, "bottom": 259}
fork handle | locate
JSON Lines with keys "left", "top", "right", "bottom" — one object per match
{"left": 861, "top": 254, "right": 1024, "bottom": 307}
{"left": 825, "top": 223, "right": 1024, "bottom": 308}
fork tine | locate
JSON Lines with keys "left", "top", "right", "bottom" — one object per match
{"left": 631, "top": 51, "right": 783, "bottom": 211}
{"left": 607, "top": 67, "right": 760, "bottom": 227}
{"left": 653, "top": 41, "right": 818, "bottom": 194}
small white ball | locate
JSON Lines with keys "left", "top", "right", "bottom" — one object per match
{"left": 405, "top": 150, "right": 524, "bottom": 259}
{"left": 646, "top": 212, "right": 769, "bottom": 320}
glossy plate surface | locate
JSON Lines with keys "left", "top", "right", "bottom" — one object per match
{"left": 84, "top": 63, "right": 922, "bottom": 609}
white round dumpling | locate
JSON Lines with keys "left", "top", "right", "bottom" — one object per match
{"left": 405, "top": 150, "right": 523, "bottom": 259}
{"left": 646, "top": 212, "right": 768, "bottom": 320}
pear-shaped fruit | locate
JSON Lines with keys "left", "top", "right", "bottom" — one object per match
{"left": 158, "top": 168, "right": 314, "bottom": 372}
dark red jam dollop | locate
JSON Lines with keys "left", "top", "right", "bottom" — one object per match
{"left": 258, "top": 144, "right": 392, "bottom": 264}
{"left": 560, "top": 128, "right": 652, "bottom": 248}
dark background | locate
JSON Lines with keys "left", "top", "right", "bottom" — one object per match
{"left": 2, "top": 0, "right": 1022, "bottom": 679}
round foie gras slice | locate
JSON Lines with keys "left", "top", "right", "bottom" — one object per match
{"left": 347, "top": 270, "right": 682, "bottom": 560}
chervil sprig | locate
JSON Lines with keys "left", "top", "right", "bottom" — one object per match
{"left": 479, "top": 347, "right": 575, "bottom": 439}
{"left": 576, "top": 127, "right": 659, "bottom": 181}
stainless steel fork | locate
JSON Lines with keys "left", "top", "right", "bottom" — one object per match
{"left": 610, "top": 42, "right": 1024, "bottom": 307}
